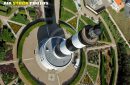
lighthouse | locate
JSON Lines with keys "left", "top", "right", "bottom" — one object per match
{"left": 36, "top": 24, "right": 101, "bottom": 71}
{"left": 54, "top": 25, "right": 101, "bottom": 57}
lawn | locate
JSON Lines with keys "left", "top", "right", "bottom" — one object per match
{"left": 8, "top": 22, "right": 22, "bottom": 34}
{"left": 78, "top": 19, "right": 85, "bottom": 31}
{"left": 19, "top": 10, "right": 26, "bottom": 15}
{"left": 0, "top": 49, "right": 6, "bottom": 61}
{"left": 99, "top": 23, "right": 111, "bottom": 42}
{"left": 87, "top": 65, "right": 98, "bottom": 82}
{"left": 68, "top": 17, "right": 77, "bottom": 28}
{"left": 0, "top": 27, "right": 15, "bottom": 43}
{"left": 61, "top": 0, "right": 77, "bottom": 12}
{"left": 0, "top": 6, "right": 17, "bottom": 17}
{"left": 26, "top": 7, "right": 36, "bottom": 20}
{"left": 100, "top": 54, "right": 107, "bottom": 85}
{"left": 80, "top": 74, "right": 93, "bottom": 84}
{"left": 0, "top": 5, "right": 8, "bottom": 11}
{"left": 109, "top": 48, "right": 116, "bottom": 85}
{"left": 107, "top": 7, "right": 130, "bottom": 41}
{"left": 2, "top": 73, "right": 17, "bottom": 85}
{"left": 101, "top": 11, "right": 122, "bottom": 42}
{"left": 81, "top": 15, "right": 96, "bottom": 26}
{"left": 0, "top": 19, "right": 2, "bottom": 27}
{"left": 11, "top": 13, "right": 30, "bottom": 24}
{"left": 101, "top": 10, "right": 130, "bottom": 55}
{"left": 60, "top": 7, "right": 74, "bottom": 21}
{"left": 60, "top": 23, "right": 76, "bottom": 35}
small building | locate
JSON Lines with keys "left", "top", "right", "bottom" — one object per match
{"left": 84, "top": 0, "right": 111, "bottom": 14}
{"left": 111, "top": 0, "right": 125, "bottom": 12}
{"left": 125, "top": 0, "right": 130, "bottom": 18}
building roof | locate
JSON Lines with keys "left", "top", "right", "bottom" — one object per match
{"left": 115, "top": 0, "right": 122, "bottom": 5}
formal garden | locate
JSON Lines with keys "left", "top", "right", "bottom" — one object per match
{"left": 100, "top": 47, "right": 116, "bottom": 85}
{"left": 8, "top": 21, "right": 22, "bottom": 34}
{"left": 0, "top": 63, "right": 18, "bottom": 85}
{"left": 26, "top": 7, "right": 37, "bottom": 20}
{"left": 11, "top": 7, "right": 30, "bottom": 24}
{"left": 107, "top": 7, "right": 130, "bottom": 41}
{"left": 0, "top": 25, "right": 15, "bottom": 61}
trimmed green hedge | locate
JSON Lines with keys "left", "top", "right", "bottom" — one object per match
{"left": 19, "top": 63, "right": 38, "bottom": 85}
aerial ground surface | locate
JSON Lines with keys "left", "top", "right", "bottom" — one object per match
{"left": 0, "top": 0, "right": 130, "bottom": 85}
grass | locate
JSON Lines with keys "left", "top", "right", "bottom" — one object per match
{"left": 26, "top": 7, "right": 36, "bottom": 20}
{"left": 0, "top": 7, "right": 17, "bottom": 17}
{"left": 107, "top": 7, "right": 130, "bottom": 41}
{"left": 60, "top": 7, "right": 74, "bottom": 21}
{"left": 26, "top": 7, "right": 35, "bottom": 11}
{"left": 80, "top": 74, "right": 93, "bottom": 84}
{"left": 2, "top": 73, "right": 17, "bottom": 85}
{"left": 0, "top": 28, "right": 15, "bottom": 43}
{"left": 11, "top": 13, "right": 30, "bottom": 24}
{"left": 17, "top": 22, "right": 45, "bottom": 84}
{"left": 99, "top": 23, "right": 111, "bottom": 42}
{"left": 70, "top": 50, "right": 86, "bottom": 85}
{"left": 101, "top": 11, "right": 122, "bottom": 42}
{"left": 101, "top": 10, "right": 130, "bottom": 49}
{"left": 19, "top": 10, "right": 26, "bottom": 15}
{"left": 0, "top": 19, "right": 2, "bottom": 27}
{"left": 81, "top": 15, "right": 96, "bottom": 26}
{"left": 68, "top": 17, "right": 77, "bottom": 28}
{"left": 87, "top": 65, "right": 98, "bottom": 82}
{"left": 0, "top": 50, "right": 6, "bottom": 61}
{"left": 0, "top": 5, "right": 8, "bottom": 11}
{"left": 78, "top": 19, "right": 85, "bottom": 31}
{"left": 61, "top": 0, "right": 77, "bottom": 12}
{"left": 8, "top": 22, "right": 22, "bottom": 34}
{"left": 60, "top": 23, "right": 76, "bottom": 35}
{"left": 109, "top": 48, "right": 116, "bottom": 85}
{"left": 100, "top": 54, "right": 107, "bottom": 85}
{"left": 100, "top": 10, "right": 130, "bottom": 84}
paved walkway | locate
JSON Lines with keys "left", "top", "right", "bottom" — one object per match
{"left": 12, "top": 24, "right": 32, "bottom": 85}
{"left": 54, "top": 0, "right": 60, "bottom": 23}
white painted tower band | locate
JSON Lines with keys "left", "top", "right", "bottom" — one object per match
{"left": 60, "top": 40, "right": 73, "bottom": 55}
{"left": 72, "top": 33, "right": 86, "bottom": 48}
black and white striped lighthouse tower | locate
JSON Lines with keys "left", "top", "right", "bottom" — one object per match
{"left": 54, "top": 25, "right": 101, "bottom": 57}
{"left": 36, "top": 24, "right": 101, "bottom": 71}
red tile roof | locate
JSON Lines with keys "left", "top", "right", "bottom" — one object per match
{"left": 115, "top": 0, "right": 122, "bottom": 5}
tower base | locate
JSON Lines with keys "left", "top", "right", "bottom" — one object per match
{"left": 35, "top": 37, "right": 73, "bottom": 72}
